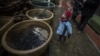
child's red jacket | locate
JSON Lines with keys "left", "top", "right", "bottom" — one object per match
{"left": 61, "top": 10, "right": 72, "bottom": 22}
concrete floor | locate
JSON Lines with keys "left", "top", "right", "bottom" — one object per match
{"left": 1, "top": 6, "right": 100, "bottom": 56}
{"left": 44, "top": 7, "right": 100, "bottom": 56}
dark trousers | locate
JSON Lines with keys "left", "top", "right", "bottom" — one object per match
{"left": 72, "top": 7, "right": 81, "bottom": 23}
{"left": 77, "top": 15, "right": 90, "bottom": 31}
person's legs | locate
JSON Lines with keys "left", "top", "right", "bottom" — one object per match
{"left": 59, "top": 35, "right": 66, "bottom": 41}
{"left": 77, "top": 15, "right": 84, "bottom": 30}
{"left": 64, "top": 21, "right": 72, "bottom": 38}
{"left": 63, "top": 36, "right": 66, "bottom": 41}
{"left": 72, "top": 8, "right": 79, "bottom": 22}
{"left": 68, "top": 34, "right": 71, "bottom": 38}
{"left": 77, "top": 15, "right": 90, "bottom": 31}
{"left": 59, "top": 35, "right": 62, "bottom": 41}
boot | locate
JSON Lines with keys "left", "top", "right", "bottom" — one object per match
{"left": 68, "top": 34, "right": 71, "bottom": 38}
{"left": 58, "top": 35, "right": 62, "bottom": 41}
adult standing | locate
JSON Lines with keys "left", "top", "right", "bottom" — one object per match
{"left": 71, "top": 0, "right": 84, "bottom": 22}
{"left": 77, "top": 0, "right": 100, "bottom": 32}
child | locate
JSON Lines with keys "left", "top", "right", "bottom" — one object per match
{"left": 56, "top": 8, "right": 72, "bottom": 41}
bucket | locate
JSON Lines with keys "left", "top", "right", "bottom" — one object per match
{"left": 26, "top": 8, "right": 54, "bottom": 24}
{"left": 1, "top": 20, "right": 53, "bottom": 56}
{"left": 0, "top": 16, "right": 14, "bottom": 56}
{"left": 0, "top": 16, "right": 14, "bottom": 42}
{"left": 29, "top": 1, "right": 55, "bottom": 11}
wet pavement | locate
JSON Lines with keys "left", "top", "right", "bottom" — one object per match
{"left": 1, "top": 4, "right": 100, "bottom": 56}
{"left": 44, "top": 7, "right": 100, "bottom": 56}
